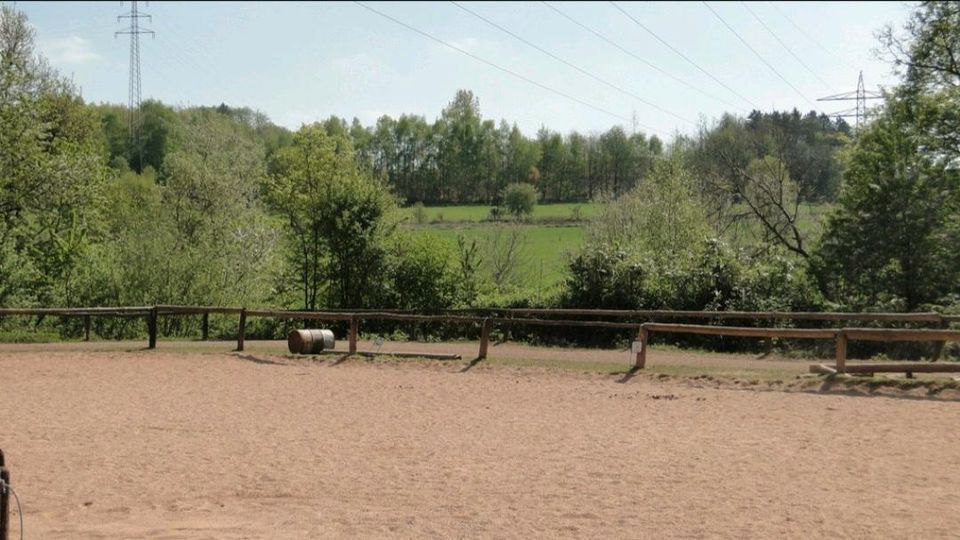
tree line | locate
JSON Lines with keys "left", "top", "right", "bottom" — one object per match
{"left": 96, "top": 91, "right": 848, "bottom": 208}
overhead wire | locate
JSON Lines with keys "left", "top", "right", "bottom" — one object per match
{"left": 701, "top": 1, "right": 821, "bottom": 111}
{"left": 609, "top": 0, "right": 758, "bottom": 110}
{"left": 149, "top": 16, "right": 235, "bottom": 105}
{"left": 353, "top": 1, "right": 667, "bottom": 134}
{"left": 739, "top": 1, "right": 834, "bottom": 92}
{"left": 450, "top": 0, "right": 694, "bottom": 125}
{"left": 542, "top": 1, "right": 744, "bottom": 112}
{"left": 768, "top": 1, "right": 859, "bottom": 71}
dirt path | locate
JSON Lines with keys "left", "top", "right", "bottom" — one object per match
{"left": 2, "top": 349, "right": 959, "bottom": 538}
{"left": 0, "top": 337, "right": 814, "bottom": 374}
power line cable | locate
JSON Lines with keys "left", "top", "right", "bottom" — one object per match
{"left": 609, "top": 0, "right": 758, "bottom": 109}
{"left": 768, "top": 1, "right": 859, "bottom": 71}
{"left": 541, "top": 1, "right": 743, "bottom": 111}
{"left": 740, "top": 2, "right": 834, "bottom": 91}
{"left": 450, "top": 1, "right": 693, "bottom": 124}
{"left": 701, "top": 1, "right": 820, "bottom": 111}
{"left": 353, "top": 1, "right": 665, "bottom": 134}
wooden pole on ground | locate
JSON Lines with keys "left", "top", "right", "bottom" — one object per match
{"left": 349, "top": 316, "right": 358, "bottom": 354}
{"left": 84, "top": 315, "right": 91, "bottom": 342}
{"left": 148, "top": 307, "right": 158, "bottom": 349}
{"left": 201, "top": 311, "right": 209, "bottom": 341}
{"left": 635, "top": 326, "right": 648, "bottom": 369}
{"left": 835, "top": 330, "right": 847, "bottom": 373}
{"left": 478, "top": 318, "right": 492, "bottom": 359}
{"left": 237, "top": 308, "right": 247, "bottom": 352}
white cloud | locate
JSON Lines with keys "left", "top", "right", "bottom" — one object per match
{"left": 41, "top": 36, "right": 101, "bottom": 66}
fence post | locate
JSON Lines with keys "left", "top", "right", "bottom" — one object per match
{"left": 1, "top": 449, "right": 9, "bottom": 540}
{"left": 237, "top": 308, "right": 247, "bottom": 352}
{"left": 201, "top": 311, "right": 209, "bottom": 341}
{"left": 148, "top": 307, "right": 158, "bottom": 349}
{"left": 84, "top": 315, "right": 91, "bottom": 342}
{"left": 932, "top": 316, "right": 947, "bottom": 362}
{"left": 835, "top": 330, "right": 847, "bottom": 373}
{"left": 349, "top": 316, "right": 358, "bottom": 354}
{"left": 635, "top": 325, "right": 648, "bottom": 369}
{"left": 478, "top": 318, "right": 492, "bottom": 359}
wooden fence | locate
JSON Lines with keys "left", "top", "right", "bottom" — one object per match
{"left": 636, "top": 322, "right": 960, "bottom": 376}
{"left": 1, "top": 305, "right": 959, "bottom": 375}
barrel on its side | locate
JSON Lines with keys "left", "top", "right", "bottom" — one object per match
{"left": 288, "top": 329, "right": 335, "bottom": 354}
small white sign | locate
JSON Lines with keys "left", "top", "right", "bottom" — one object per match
{"left": 631, "top": 341, "right": 643, "bottom": 354}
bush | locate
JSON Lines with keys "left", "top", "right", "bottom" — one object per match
{"left": 503, "top": 183, "right": 538, "bottom": 218}
{"left": 382, "top": 233, "right": 465, "bottom": 310}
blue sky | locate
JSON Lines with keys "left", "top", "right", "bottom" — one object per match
{"left": 17, "top": 1, "right": 911, "bottom": 138}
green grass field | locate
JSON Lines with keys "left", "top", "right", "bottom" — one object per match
{"left": 403, "top": 202, "right": 834, "bottom": 293}
{"left": 413, "top": 225, "right": 583, "bottom": 291}
{"left": 399, "top": 202, "right": 599, "bottom": 224}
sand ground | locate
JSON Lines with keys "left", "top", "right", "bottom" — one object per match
{"left": 2, "top": 345, "right": 959, "bottom": 538}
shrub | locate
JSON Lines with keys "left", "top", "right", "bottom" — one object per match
{"left": 503, "top": 182, "right": 538, "bottom": 218}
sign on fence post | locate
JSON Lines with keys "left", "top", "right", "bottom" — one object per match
{"left": 634, "top": 327, "right": 648, "bottom": 369}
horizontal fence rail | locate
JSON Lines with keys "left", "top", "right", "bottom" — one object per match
{"left": 0, "top": 307, "right": 152, "bottom": 317}
{"left": 642, "top": 323, "right": 838, "bottom": 339}
{"left": 639, "top": 323, "right": 960, "bottom": 375}
{"left": 490, "top": 308, "right": 944, "bottom": 323}
{"left": 1, "top": 305, "right": 958, "bottom": 375}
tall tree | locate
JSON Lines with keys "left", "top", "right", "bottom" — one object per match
{"left": 0, "top": 6, "right": 108, "bottom": 306}
{"left": 814, "top": 1, "right": 960, "bottom": 310}
{"left": 267, "top": 125, "right": 396, "bottom": 309}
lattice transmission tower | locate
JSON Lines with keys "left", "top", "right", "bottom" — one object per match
{"left": 116, "top": 1, "right": 154, "bottom": 170}
{"left": 817, "top": 71, "right": 882, "bottom": 131}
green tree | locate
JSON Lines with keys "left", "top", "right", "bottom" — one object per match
{"left": 502, "top": 182, "right": 538, "bottom": 218}
{"left": 436, "top": 89, "right": 484, "bottom": 202}
{"left": 84, "top": 110, "right": 280, "bottom": 313}
{"left": 0, "top": 6, "right": 109, "bottom": 307}
{"left": 813, "top": 1, "right": 960, "bottom": 311}
{"left": 812, "top": 94, "right": 960, "bottom": 310}
{"left": 267, "top": 124, "right": 397, "bottom": 309}
{"left": 135, "top": 100, "right": 181, "bottom": 175}
{"left": 878, "top": 1, "right": 960, "bottom": 93}
{"left": 564, "top": 159, "right": 714, "bottom": 310}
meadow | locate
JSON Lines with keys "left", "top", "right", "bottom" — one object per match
{"left": 398, "top": 202, "right": 600, "bottom": 224}
{"left": 401, "top": 202, "right": 833, "bottom": 293}
{"left": 417, "top": 225, "right": 583, "bottom": 293}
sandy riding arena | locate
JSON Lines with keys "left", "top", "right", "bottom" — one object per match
{"left": 2, "top": 346, "right": 960, "bottom": 538}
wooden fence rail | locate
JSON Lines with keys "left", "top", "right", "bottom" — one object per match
{"left": 1, "top": 306, "right": 958, "bottom": 375}
{"left": 266, "top": 306, "right": 946, "bottom": 323}
{"left": 638, "top": 323, "right": 960, "bottom": 375}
